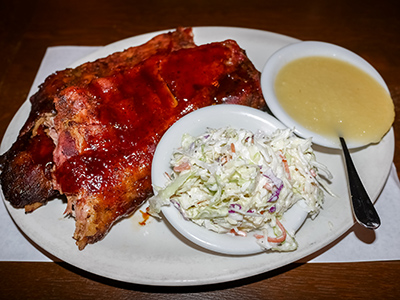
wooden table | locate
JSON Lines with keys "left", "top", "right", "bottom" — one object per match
{"left": 1, "top": 0, "right": 399, "bottom": 298}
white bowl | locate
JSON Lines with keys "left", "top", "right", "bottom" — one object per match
{"left": 260, "top": 41, "right": 390, "bottom": 149}
{"left": 151, "top": 104, "right": 309, "bottom": 255}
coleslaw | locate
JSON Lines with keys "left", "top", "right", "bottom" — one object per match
{"left": 149, "top": 127, "right": 332, "bottom": 251}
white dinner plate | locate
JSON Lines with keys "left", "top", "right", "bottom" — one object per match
{"left": 0, "top": 27, "right": 394, "bottom": 286}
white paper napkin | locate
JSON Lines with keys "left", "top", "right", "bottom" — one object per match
{"left": 1, "top": 46, "right": 400, "bottom": 262}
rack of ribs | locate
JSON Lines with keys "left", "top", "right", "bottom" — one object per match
{"left": 0, "top": 27, "right": 266, "bottom": 250}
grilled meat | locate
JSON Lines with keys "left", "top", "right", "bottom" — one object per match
{"left": 0, "top": 27, "right": 266, "bottom": 249}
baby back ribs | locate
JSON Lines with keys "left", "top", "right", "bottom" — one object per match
{"left": 0, "top": 27, "right": 266, "bottom": 250}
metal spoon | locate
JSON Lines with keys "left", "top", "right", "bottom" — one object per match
{"left": 339, "top": 137, "right": 381, "bottom": 229}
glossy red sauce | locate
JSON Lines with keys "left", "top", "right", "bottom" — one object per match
{"left": 54, "top": 42, "right": 248, "bottom": 196}
{"left": 30, "top": 126, "right": 56, "bottom": 169}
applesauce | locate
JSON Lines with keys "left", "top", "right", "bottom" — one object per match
{"left": 274, "top": 56, "right": 394, "bottom": 146}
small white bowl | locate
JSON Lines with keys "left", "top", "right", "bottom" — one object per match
{"left": 261, "top": 41, "right": 390, "bottom": 149}
{"left": 151, "top": 104, "right": 309, "bottom": 255}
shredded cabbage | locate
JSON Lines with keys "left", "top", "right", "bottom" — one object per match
{"left": 149, "top": 127, "right": 332, "bottom": 252}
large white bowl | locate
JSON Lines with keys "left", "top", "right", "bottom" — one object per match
{"left": 260, "top": 41, "right": 390, "bottom": 149}
{"left": 151, "top": 104, "right": 309, "bottom": 255}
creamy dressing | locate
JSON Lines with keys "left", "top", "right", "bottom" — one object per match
{"left": 274, "top": 56, "right": 394, "bottom": 146}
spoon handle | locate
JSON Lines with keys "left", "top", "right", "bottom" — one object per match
{"left": 339, "top": 137, "right": 380, "bottom": 229}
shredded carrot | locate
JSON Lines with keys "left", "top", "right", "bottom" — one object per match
{"left": 230, "top": 143, "right": 236, "bottom": 153}
{"left": 280, "top": 152, "right": 291, "bottom": 180}
{"left": 230, "top": 228, "right": 247, "bottom": 237}
{"left": 263, "top": 182, "right": 272, "bottom": 191}
{"left": 267, "top": 219, "right": 287, "bottom": 243}
{"left": 221, "top": 154, "right": 232, "bottom": 165}
{"left": 173, "top": 160, "right": 191, "bottom": 172}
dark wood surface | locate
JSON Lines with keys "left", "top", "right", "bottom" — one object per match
{"left": 1, "top": 0, "right": 399, "bottom": 298}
